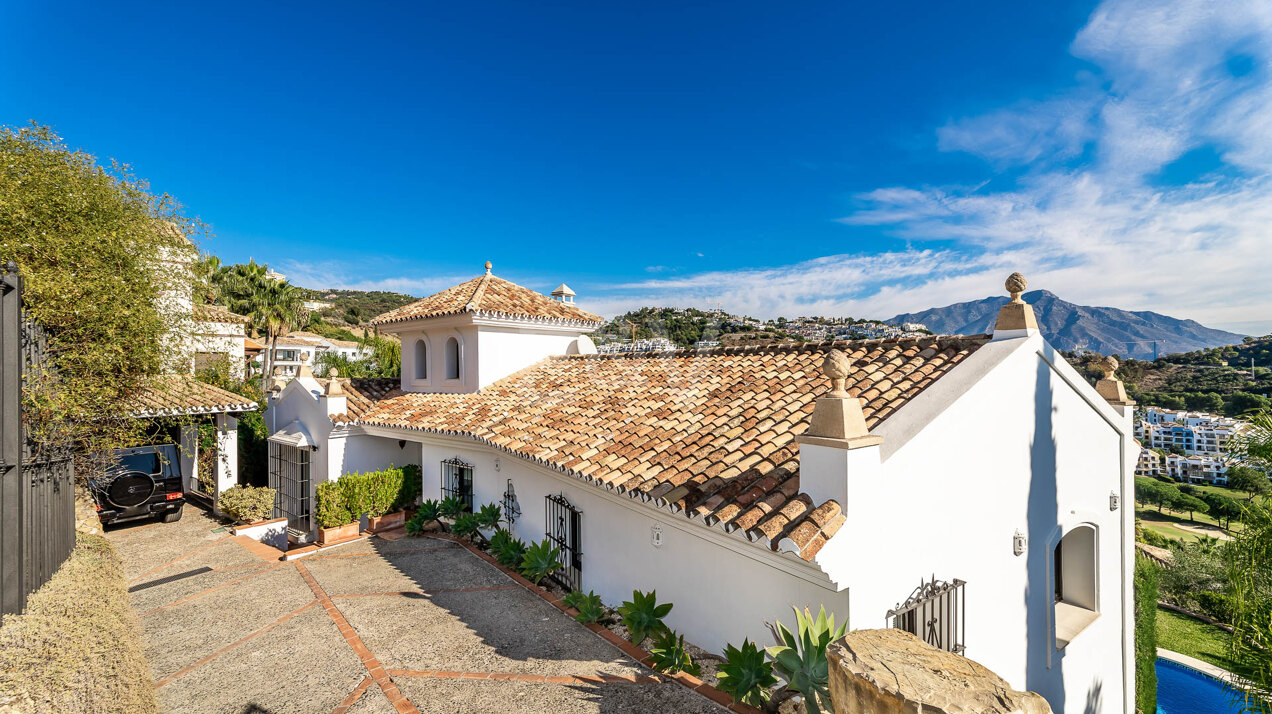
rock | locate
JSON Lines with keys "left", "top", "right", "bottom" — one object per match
{"left": 827, "top": 629, "right": 1052, "bottom": 714}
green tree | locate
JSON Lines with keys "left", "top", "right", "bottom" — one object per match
{"left": 251, "top": 280, "right": 307, "bottom": 392}
{"left": 1226, "top": 500, "right": 1272, "bottom": 711}
{"left": 0, "top": 123, "right": 197, "bottom": 476}
{"left": 1228, "top": 465, "right": 1271, "bottom": 501}
{"left": 1228, "top": 392, "right": 1271, "bottom": 417}
{"left": 1173, "top": 492, "right": 1209, "bottom": 522}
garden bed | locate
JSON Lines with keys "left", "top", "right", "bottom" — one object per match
{"left": 0, "top": 532, "right": 157, "bottom": 713}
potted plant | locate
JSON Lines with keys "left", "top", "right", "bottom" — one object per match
{"left": 365, "top": 467, "right": 408, "bottom": 532}
{"left": 316, "top": 481, "right": 359, "bottom": 544}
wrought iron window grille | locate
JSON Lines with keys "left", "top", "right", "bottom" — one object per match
{"left": 268, "top": 442, "right": 311, "bottom": 536}
{"left": 441, "top": 457, "right": 474, "bottom": 512}
{"left": 886, "top": 575, "right": 966, "bottom": 655}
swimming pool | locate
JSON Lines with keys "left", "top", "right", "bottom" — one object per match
{"left": 1156, "top": 657, "right": 1241, "bottom": 713}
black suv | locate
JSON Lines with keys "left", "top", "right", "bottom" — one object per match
{"left": 92, "top": 444, "right": 185, "bottom": 525}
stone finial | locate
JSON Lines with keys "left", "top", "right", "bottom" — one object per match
{"left": 993, "top": 272, "right": 1039, "bottom": 337}
{"left": 1099, "top": 354, "right": 1119, "bottom": 379}
{"left": 798, "top": 349, "right": 881, "bottom": 451}
{"left": 269, "top": 365, "right": 286, "bottom": 394}
{"left": 1006, "top": 272, "right": 1028, "bottom": 303}
{"left": 484, "top": 260, "right": 492, "bottom": 274}
{"left": 1095, "top": 354, "right": 1134, "bottom": 407}
{"left": 324, "top": 367, "right": 344, "bottom": 396}
{"left": 298, "top": 351, "right": 313, "bottom": 378}
{"left": 823, "top": 349, "right": 851, "bottom": 398}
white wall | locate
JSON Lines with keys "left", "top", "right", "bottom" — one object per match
{"left": 816, "top": 335, "right": 1130, "bottom": 714}
{"left": 406, "top": 436, "right": 847, "bottom": 654}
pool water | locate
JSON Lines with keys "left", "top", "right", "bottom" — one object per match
{"left": 1156, "top": 658, "right": 1242, "bottom": 713}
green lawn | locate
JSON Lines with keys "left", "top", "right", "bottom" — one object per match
{"left": 1136, "top": 507, "right": 1230, "bottom": 543}
{"left": 1156, "top": 606, "right": 1236, "bottom": 672}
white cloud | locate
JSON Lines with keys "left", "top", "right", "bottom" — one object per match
{"left": 279, "top": 259, "right": 465, "bottom": 297}
{"left": 584, "top": 0, "right": 1272, "bottom": 331}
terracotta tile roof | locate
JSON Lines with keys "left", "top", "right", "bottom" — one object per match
{"left": 356, "top": 335, "right": 988, "bottom": 561}
{"left": 194, "top": 304, "right": 251, "bottom": 324}
{"left": 370, "top": 272, "right": 603, "bottom": 327}
{"left": 320, "top": 378, "right": 401, "bottom": 423}
{"left": 128, "top": 376, "right": 259, "bottom": 417}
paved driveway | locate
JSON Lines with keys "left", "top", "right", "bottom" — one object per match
{"left": 107, "top": 509, "right": 727, "bottom": 714}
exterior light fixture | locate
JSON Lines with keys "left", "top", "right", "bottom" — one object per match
{"left": 397, "top": 439, "right": 406, "bottom": 450}
{"left": 310, "top": 444, "right": 320, "bottom": 453}
{"left": 494, "top": 457, "right": 501, "bottom": 473}
{"left": 1013, "top": 530, "right": 1027, "bottom": 557}
{"left": 651, "top": 524, "right": 664, "bottom": 548}
{"left": 1110, "top": 491, "right": 1120, "bottom": 511}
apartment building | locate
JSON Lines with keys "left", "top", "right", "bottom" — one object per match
{"left": 1136, "top": 407, "right": 1245, "bottom": 455}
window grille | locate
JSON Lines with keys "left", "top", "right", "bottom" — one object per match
{"left": 502, "top": 479, "right": 520, "bottom": 527}
{"left": 268, "top": 442, "right": 311, "bottom": 534}
{"left": 544, "top": 493, "right": 582, "bottom": 591}
{"left": 886, "top": 576, "right": 966, "bottom": 655}
{"left": 441, "top": 458, "right": 473, "bottom": 512}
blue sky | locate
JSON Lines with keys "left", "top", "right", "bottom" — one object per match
{"left": 3, "top": 0, "right": 1270, "bottom": 332}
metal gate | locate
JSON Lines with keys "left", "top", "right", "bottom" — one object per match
{"left": 268, "top": 441, "right": 311, "bottom": 534}
{"left": 886, "top": 575, "right": 966, "bottom": 655}
{"left": 544, "top": 493, "right": 581, "bottom": 591}
{"left": 1, "top": 261, "right": 76, "bottom": 616}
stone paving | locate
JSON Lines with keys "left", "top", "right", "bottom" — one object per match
{"left": 107, "top": 509, "right": 729, "bottom": 714}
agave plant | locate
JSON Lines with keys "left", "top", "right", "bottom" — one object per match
{"left": 406, "top": 499, "right": 442, "bottom": 535}
{"left": 451, "top": 513, "right": 481, "bottom": 541}
{"left": 438, "top": 496, "right": 468, "bottom": 521}
{"left": 519, "top": 538, "right": 563, "bottom": 585}
{"left": 648, "top": 630, "right": 699, "bottom": 676}
{"left": 765, "top": 606, "right": 847, "bottom": 714}
{"left": 488, "top": 528, "right": 513, "bottom": 553}
{"left": 717, "top": 639, "right": 778, "bottom": 708}
{"left": 617, "top": 590, "right": 672, "bottom": 645}
{"left": 495, "top": 536, "right": 528, "bottom": 568}
{"left": 563, "top": 589, "right": 605, "bottom": 624}
{"left": 475, "top": 503, "right": 502, "bottom": 531}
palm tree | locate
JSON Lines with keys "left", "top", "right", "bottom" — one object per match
{"left": 251, "top": 281, "right": 307, "bottom": 392}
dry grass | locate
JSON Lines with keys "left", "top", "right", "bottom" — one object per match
{"left": 0, "top": 532, "right": 156, "bottom": 714}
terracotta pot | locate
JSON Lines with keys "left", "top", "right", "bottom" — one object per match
{"left": 318, "top": 521, "right": 360, "bottom": 544}
{"left": 367, "top": 511, "right": 406, "bottom": 532}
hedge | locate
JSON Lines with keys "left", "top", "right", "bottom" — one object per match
{"left": 0, "top": 533, "right": 157, "bottom": 713}
{"left": 1135, "top": 555, "right": 1160, "bottom": 714}
{"left": 315, "top": 464, "right": 420, "bottom": 528}
{"left": 218, "top": 485, "right": 276, "bottom": 523}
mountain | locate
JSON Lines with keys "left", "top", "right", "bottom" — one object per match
{"left": 887, "top": 290, "right": 1246, "bottom": 359}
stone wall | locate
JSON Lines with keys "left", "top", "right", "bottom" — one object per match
{"left": 827, "top": 629, "right": 1053, "bottom": 714}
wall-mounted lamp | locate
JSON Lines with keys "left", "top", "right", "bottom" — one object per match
{"left": 494, "top": 457, "right": 501, "bottom": 473}
{"left": 1013, "top": 530, "right": 1027, "bottom": 557}
{"left": 310, "top": 444, "right": 320, "bottom": 453}
{"left": 398, "top": 440, "right": 407, "bottom": 450}
{"left": 1110, "top": 491, "right": 1120, "bottom": 511}
{"left": 651, "top": 524, "right": 664, "bottom": 548}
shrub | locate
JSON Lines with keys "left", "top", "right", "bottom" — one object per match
{"left": 475, "top": 502, "right": 502, "bottom": 530}
{"left": 766, "top": 605, "right": 847, "bottom": 714}
{"left": 364, "top": 467, "right": 403, "bottom": 517}
{"left": 717, "top": 639, "right": 777, "bottom": 708}
{"left": 316, "top": 481, "right": 354, "bottom": 529}
{"left": 1134, "top": 556, "right": 1159, "bottom": 714}
{"left": 563, "top": 590, "right": 604, "bottom": 624}
{"left": 1196, "top": 590, "right": 1235, "bottom": 624}
{"left": 648, "top": 630, "right": 699, "bottom": 676}
{"left": 451, "top": 513, "right": 481, "bottom": 541}
{"left": 496, "top": 537, "right": 528, "bottom": 568}
{"left": 394, "top": 464, "right": 422, "bottom": 511}
{"left": 217, "top": 485, "right": 276, "bottom": 523}
{"left": 519, "top": 538, "right": 562, "bottom": 585}
{"left": 618, "top": 590, "right": 672, "bottom": 645}
{"left": 405, "top": 509, "right": 429, "bottom": 536}
{"left": 337, "top": 472, "right": 371, "bottom": 520}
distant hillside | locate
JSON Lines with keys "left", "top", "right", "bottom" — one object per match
{"left": 299, "top": 288, "right": 418, "bottom": 325}
{"left": 888, "top": 290, "right": 1245, "bottom": 360}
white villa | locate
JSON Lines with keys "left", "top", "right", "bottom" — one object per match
{"left": 266, "top": 265, "right": 1135, "bottom": 714}
{"left": 263, "top": 331, "right": 374, "bottom": 378}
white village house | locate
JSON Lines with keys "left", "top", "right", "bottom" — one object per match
{"left": 266, "top": 265, "right": 1136, "bottom": 714}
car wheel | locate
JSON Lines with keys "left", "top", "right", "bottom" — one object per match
{"left": 160, "top": 506, "right": 183, "bottom": 523}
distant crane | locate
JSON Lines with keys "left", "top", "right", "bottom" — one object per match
{"left": 1121, "top": 340, "right": 1164, "bottom": 361}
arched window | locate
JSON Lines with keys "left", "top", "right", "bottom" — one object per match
{"left": 1054, "top": 524, "right": 1098, "bottom": 649}
{"left": 445, "top": 337, "right": 461, "bottom": 380}
{"left": 413, "top": 339, "right": 428, "bottom": 380}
